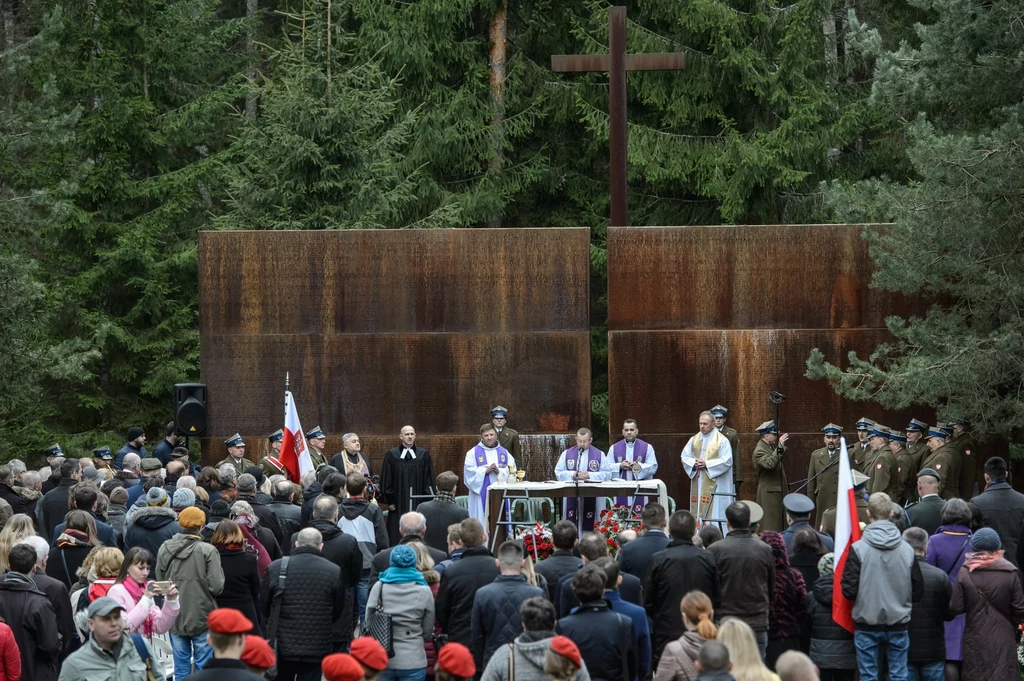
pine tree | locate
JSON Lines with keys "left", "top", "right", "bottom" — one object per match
{"left": 806, "top": 0, "right": 1024, "bottom": 439}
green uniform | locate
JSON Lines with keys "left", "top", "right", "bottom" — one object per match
{"left": 215, "top": 454, "right": 254, "bottom": 476}
{"left": 894, "top": 445, "right": 917, "bottom": 504}
{"left": 907, "top": 441, "right": 929, "bottom": 473}
{"left": 952, "top": 432, "right": 977, "bottom": 499}
{"left": 852, "top": 440, "right": 871, "bottom": 472}
{"left": 308, "top": 448, "right": 329, "bottom": 470}
{"left": 497, "top": 426, "right": 524, "bottom": 469}
{"left": 820, "top": 496, "right": 870, "bottom": 538}
{"left": 806, "top": 447, "right": 840, "bottom": 522}
{"left": 753, "top": 439, "right": 788, "bottom": 532}
{"left": 920, "top": 445, "right": 957, "bottom": 499}
{"left": 865, "top": 447, "right": 900, "bottom": 500}
{"left": 720, "top": 425, "right": 741, "bottom": 487}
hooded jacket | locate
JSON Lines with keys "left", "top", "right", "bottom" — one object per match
{"left": 480, "top": 631, "right": 592, "bottom": 681}
{"left": 299, "top": 483, "right": 323, "bottom": 528}
{"left": 155, "top": 533, "right": 225, "bottom": 636}
{"left": 340, "top": 497, "right": 389, "bottom": 572}
{"left": 840, "top": 520, "right": 922, "bottom": 630}
{"left": 124, "top": 506, "right": 180, "bottom": 573}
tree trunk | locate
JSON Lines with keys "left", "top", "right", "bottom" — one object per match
{"left": 1, "top": 0, "right": 14, "bottom": 110}
{"left": 244, "top": 0, "right": 258, "bottom": 119}
{"left": 486, "top": 1, "right": 507, "bottom": 228}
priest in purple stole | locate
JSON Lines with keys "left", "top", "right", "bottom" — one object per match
{"left": 554, "top": 427, "right": 613, "bottom": 531}
{"left": 610, "top": 419, "right": 659, "bottom": 514}
{"left": 464, "top": 423, "right": 517, "bottom": 525}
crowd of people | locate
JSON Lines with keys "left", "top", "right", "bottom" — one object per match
{"left": 0, "top": 420, "right": 1021, "bottom": 681}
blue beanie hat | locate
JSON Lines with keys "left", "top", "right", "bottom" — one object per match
{"left": 390, "top": 544, "right": 417, "bottom": 569}
{"left": 971, "top": 527, "right": 1001, "bottom": 552}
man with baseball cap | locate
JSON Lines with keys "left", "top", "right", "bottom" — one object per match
{"left": 183, "top": 608, "right": 264, "bottom": 681}
{"left": 58, "top": 596, "right": 156, "bottom": 681}
{"left": 115, "top": 427, "right": 148, "bottom": 471}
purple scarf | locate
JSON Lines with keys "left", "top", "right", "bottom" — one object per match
{"left": 564, "top": 446, "right": 603, "bottom": 475}
{"left": 475, "top": 444, "right": 509, "bottom": 503}
{"left": 612, "top": 439, "right": 649, "bottom": 509}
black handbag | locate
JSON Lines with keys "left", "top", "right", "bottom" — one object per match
{"left": 367, "top": 583, "right": 395, "bottom": 658}
{"left": 265, "top": 556, "right": 290, "bottom": 681}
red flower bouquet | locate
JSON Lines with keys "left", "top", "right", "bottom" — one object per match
{"left": 593, "top": 505, "right": 642, "bottom": 557}
{"left": 515, "top": 522, "right": 555, "bottom": 561}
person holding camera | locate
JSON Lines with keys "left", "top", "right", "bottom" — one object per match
{"left": 107, "top": 546, "right": 180, "bottom": 636}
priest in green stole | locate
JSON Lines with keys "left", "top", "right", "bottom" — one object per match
{"left": 681, "top": 410, "right": 735, "bottom": 525}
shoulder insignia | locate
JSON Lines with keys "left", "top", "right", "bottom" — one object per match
{"left": 876, "top": 462, "right": 883, "bottom": 470}
{"left": 966, "top": 449, "right": 972, "bottom": 456}
{"left": 936, "top": 463, "right": 942, "bottom": 469}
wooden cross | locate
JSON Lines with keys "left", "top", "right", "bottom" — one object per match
{"left": 552, "top": 7, "right": 686, "bottom": 227}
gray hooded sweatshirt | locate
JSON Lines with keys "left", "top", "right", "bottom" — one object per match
{"left": 480, "top": 631, "right": 591, "bottom": 681}
{"left": 841, "top": 519, "right": 922, "bottom": 630}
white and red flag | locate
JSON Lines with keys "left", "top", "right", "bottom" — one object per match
{"left": 832, "top": 436, "right": 863, "bottom": 632}
{"left": 280, "top": 390, "right": 313, "bottom": 481}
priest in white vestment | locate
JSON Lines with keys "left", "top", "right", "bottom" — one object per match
{"left": 464, "top": 424, "right": 516, "bottom": 525}
{"left": 681, "top": 410, "right": 734, "bottom": 524}
{"left": 554, "top": 427, "right": 613, "bottom": 531}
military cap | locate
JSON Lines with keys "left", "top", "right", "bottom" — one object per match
{"left": 349, "top": 637, "right": 389, "bottom": 672}
{"left": 822, "top": 423, "right": 842, "bottom": 435}
{"left": 951, "top": 418, "right": 971, "bottom": 428}
{"left": 741, "top": 500, "right": 765, "bottom": 524}
{"left": 224, "top": 433, "right": 245, "bottom": 448}
{"left": 756, "top": 420, "right": 778, "bottom": 434}
{"left": 87, "top": 596, "right": 124, "bottom": 619}
{"left": 867, "top": 426, "right": 890, "bottom": 439}
{"left": 241, "top": 635, "right": 275, "bottom": 670}
{"left": 939, "top": 422, "right": 955, "bottom": 436}
{"left": 906, "top": 418, "right": 929, "bottom": 433}
{"left": 710, "top": 405, "right": 729, "bottom": 417}
{"left": 490, "top": 406, "right": 508, "bottom": 417}
{"left": 44, "top": 443, "right": 63, "bottom": 457}
{"left": 322, "top": 654, "right": 366, "bottom": 681}
{"left": 851, "top": 469, "right": 870, "bottom": 487}
{"left": 268, "top": 429, "right": 284, "bottom": 444}
{"left": 305, "top": 426, "right": 325, "bottom": 440}
{"left": 784, "top": 493, "right": 815, "bottom": 515}
{"left": 888, "top": 429, "right": 908, "bottom": 443}
{"left": 927, "top": 426, "right": 947, "bottom": 440}
{"left": 92, "top": 446, "right": 113, "bottom": 459}
{"left": 207, "top": 608, "right": 253, "bottom": 635}
{"left": 855, "top": 417, "right": 876, "bottom": 430}
{"left": 437, "top": 643, "right": 476, "bottom": 678}
{"left": 918, "top": 467, "right": 941, "bottom": 480}
{"left": 140, "top": 457, "right": 162, "bottom": 472}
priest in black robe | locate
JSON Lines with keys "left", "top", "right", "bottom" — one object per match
{"left": 379, "top": 425, "right": 436, "bottom": 545}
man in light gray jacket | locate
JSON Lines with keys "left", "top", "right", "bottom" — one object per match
{"left": 58, "top": 597, "right": 154, "bottom": 681}
{"left": 480, "top": 597, "right": 591, "bottom": 681}
{"left": 841, "top": 493, "right": 923, "bottom": 681}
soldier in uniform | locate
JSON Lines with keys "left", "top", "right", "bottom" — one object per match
{"left": 938, "top": 422, "right": 961, "bottom": 498}
{"left": 490, "top": 406, "right": 524, "bottom": 470}
{"left": 951, "top": 419, "right": 977, "bottom": 499}
{"left": 819, "top": 470, "right": 871, "bottom": 538}
{"left": 753, "top": 420, "right": 788, "bottom": 532}
{"left": 888, "top": 428, "right": 916, "bottom": 505}
{"left": 919, "top": 426, "right": 956, "bottom": 499}
{"left": 304, "top": 426, "right": 330, "bottom": 470}
{"left": 711, "top": 405, "right": 742, "bottom": 492}
{"left": 852, "top": 417, "right": 875, "bottom": 470}
{"left": 864, "top": 425, "right": 900, "bottom": 501}
{"left": 905, "top": 418, "right": 930, "bottom": 474}
{"left": 216, "top": 434, "right": 255, "bottom": 475}
{"left": 92, "top": 446, "right": 114, "bottom": 471}
{"left": 904, "top": 468, "right": 945, "bottom": 535}
{"left": 268, "top": 429, "right": 283, "bottom": 456}
{"left": 781, "top": 493, "right": 834, "bottom": 552}
{"left": 259, "top": 430, "right": 289, "bottom": 480}
{"left": 806, "top": 423, "right": 843, "bottom": 521}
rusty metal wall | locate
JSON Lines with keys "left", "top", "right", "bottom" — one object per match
{"left": 607, "top": 225, "right": 935, "bottom": 504}
{"left": 198, "top": 228, "right": 591, "bottom": 476}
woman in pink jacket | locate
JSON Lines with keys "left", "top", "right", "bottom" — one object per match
{"left": 107, "top": 546, "right": 180, "bottom": 635}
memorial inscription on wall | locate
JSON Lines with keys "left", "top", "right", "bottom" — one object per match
{"left": 607, "top": 224, "right": 935, "bottom": 507}
{"left": 198, "top": 228, "right": 591, "bottom": 485}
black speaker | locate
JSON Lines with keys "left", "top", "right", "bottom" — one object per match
{"left": 173, "top": 383, "right": 208, "bottom": 436}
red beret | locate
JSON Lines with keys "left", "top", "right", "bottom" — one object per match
{"left": 322, "top": 654, "right": 366, "bottom": 681}
{"left": 549, "top": 636, "right": 581, "bottom": 668}
{"left": 207, "top": 608, "right": 253, "bottom": 635}
{"left": 437, "top": 643, "right": 476, "bottom": 678}
{"left": 240, "top": 635, "right": 275, "bottom": 670}
{"left": 349, "top": 637, "right": 388, "bottom": 671}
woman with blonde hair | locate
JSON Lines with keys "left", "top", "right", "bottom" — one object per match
{"left": 655, "top": 590, "right": 718, "bottom": 681}
{"left": 411, "top": 542, "right": 442, "bottom": 676}
{"left": 0, "top": 514, "right": 37, "bottom": 572}
{"left": 521, "top": 554, "right": 548, "bottom": 594}
{"left": 717, "top": 619, "right": 780, "bottom": 681}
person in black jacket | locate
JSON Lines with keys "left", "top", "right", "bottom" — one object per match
{"left": 805, "top": 553, "right": 855, "bottom": 681}
{"left": 268, "top": 481, "right": 302, "bottom": 553}
{"left": 261, "top": 527, "right": 345, "bottom": 681}
{"left": 554, "top": 532, "right": 643, "bottom": 618}
{"left": 299, "top": 467, "right": 340, "bottom": 528}
{"left": 902, "top": 527, "right": 954, "bottom": 681}
{"left": 971, "top": 457, "right": 1024, "bottom": 567}
{"left": 125, "top": 501, "right": 181, "bottom": 573}
{"left": 294, "top": 495, "right": 363, "bottom": 649}
{"left": 556, "top": 563, "right": 638, "bottom": 681}
{"left": 416, "top": 471, "right": 469, "bottom": 554}
{"left": 470, "top": 540, "right": 545, "bottom": 670}
{"left": 37, "top": 459, "right": 82, "bottom": 540}
{"left": 0, "top": 544, "right": 61, "bottom": 681}
{"left": 618, "top": 502, "right": 671, "bottom": 581}
{"left": 211, "top": 520, "right": 263, "bottom": 635}
{"left": 644, "top": 510, "right": 719, "bottom": 666}
{"left": 534, "top": 520, "right": 580, "bottom": 600}
{"left": 236, "top": 474, "right": 284, "bottom": 546}
{"left": 436, "top": 518, "right": 500, "bottom": 647}
{"left": 0, "top": 464, "right": 27, "bottom": 515}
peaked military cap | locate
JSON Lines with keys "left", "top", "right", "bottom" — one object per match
{"left": 92, "top": 445, "right": 113, "bottom": 459}
{"left": 868, "top": 425, "right": 890, "bottom": 439}
{"left": 268, "top": 429, "right": 284, "bottom": 444}
{"left": 490, "top": 406, "right": 508, "bottom": 417}
{"left": 927, "top": 426, "right": 947, "bottom": 440}
{"left": 305, "top": 426, "right": 325, "bottom": 440}
{"left": 784, "top": 493, "right": 815, "bottom": 514}
{"left": 939, "top": 422, "right": 955, "bottom": 436}
{"left": 756, "top": 420, "right": 778, "bottom": 434}
{"left": 906, "top": 418, "right": 929, "bottom": 433}
{"left": 822, "top": 423, "right": 842, "bottom": 435}
{"left": 855, "top": 417, "right": 876, "bottom": 430}
{"left": 44, "top": 443, "right": 63, "bottom": 457}
{"left": 742, "top": 500, "right": 765, "bottom": 524}
{"left": 224, "top": 433, "right": 245, "bottom": 448}
{"left": 710, "top": 405, "right": 729, "bottom": 417}
{"left": 888, "top": 429, "right": 907, "bottom": 443}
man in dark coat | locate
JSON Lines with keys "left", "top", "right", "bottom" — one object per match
{"left": 9, "top": 536, "right": 78, "bottom": 661}
{"left": 296, "top": 495, "right": 362, "bottom": 649}
{"left": 0, "top": 544, "right": 61, "bottom": 681}
{"left": 114, "top": 426, "right": 148, "bottom": 470}
{"left": 905, "top": 469, "right": 946, "bottom": 538}
{"left": 534, "top": 520, "right": 581, "bottom": 600}
{"left": 554, "top": 532, "right": 643, "bottom": 618}
{"left": 369, "top": 511, "right": 445, "bottom": 587}
{"left": 236, "top": 473, "right": 284, "bottom": 546}
{"left": 971, "top": 457, "right": 1024, "bottom": 567}
{"left": 0, "top": 464, "right": 27, "bottom": 514}
{"left": 469, "top": 540, "right": 544, "bottom": 670}
{"left": 644, "top": 510, "right": 719, "bottom": 665}
{"left": 299, "top": 465, "right": 337, "bottom": 528}
{"left": 124, "top": 492, "right": 181, "bottom": 574}
{"left": 556, "top": 563, "right": 638, "bottom": 681}
{"left": 416, "top": 470, "right": 468, "bottom": 554}
{"left": 151, "top": 421, "right": 180, "bottom": 466}
{"left": 37, "top": 459, "right": 82, "bottom": 540}
{"left": 261, "top": 527, "right": 345, "bottom": 681}
{"left": 269, "top": 480, "right": 302, "bottom": 550}
{"left": 617, "top": 502, "right": 671, "bottom": 581}
{"left": 50, "top": 484, "right": 120, "bottom": 548}
{"left": 379, "top": 425, "right": 435, "bottom": 546}
{"left": 436, "top": 518, "right": 500, "bottom": 647}
{"left": 902, "top": 527, "right": 954, "bottom": 680}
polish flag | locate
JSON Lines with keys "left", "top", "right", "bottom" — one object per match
{"left": 280, "top": 390, "right": 313, "bottom": 481}
{"left": 832, "top": 436, "right": 862, "bottom": 632}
